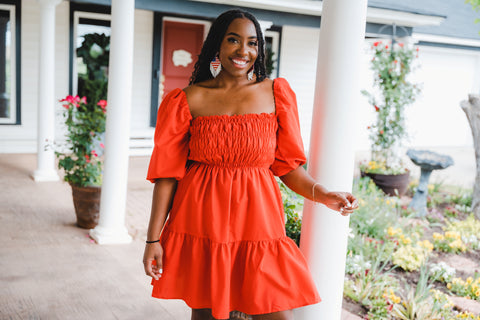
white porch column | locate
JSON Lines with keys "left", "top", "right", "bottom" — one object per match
{"left": 89, "top": 0, "right": 134, "bottom": 244}
{"left": 32, "top": 0, "right": 62, "bottom": 182}
{"left": 296, "top": 0, "right": 368, "bottom": 319}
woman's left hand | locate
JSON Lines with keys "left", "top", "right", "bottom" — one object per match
{"left": 322, "top": 192, "right": 359, "bottom": 216}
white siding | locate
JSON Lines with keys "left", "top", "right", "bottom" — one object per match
{"left": 0, "top": 0, "right": 69, "bottom": 153}
{"left": 131, "top": 9, "right": 153, "bottom": 133}
{"left": 278, "top": 25, "right": 320, "bottom": 151}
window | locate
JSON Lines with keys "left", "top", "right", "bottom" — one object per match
{"left": 0, "top": 3, "right": 18, "bottom": 124}
{"left": 71, "top": 11, "right": 110, "bottom": 96}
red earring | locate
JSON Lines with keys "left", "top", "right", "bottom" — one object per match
{"left": 210, "top": 55, "right": 222, "bottom": 78}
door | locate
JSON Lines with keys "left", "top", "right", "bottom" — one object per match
{"left": 161, "top": 21, "right": 204, "bottom": 99}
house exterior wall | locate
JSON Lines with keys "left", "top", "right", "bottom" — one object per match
{"left": 278, "top": 25, "right": 320, "bottom": 151}
{"left": 0, "top": 1, "right": 478, "bottom": 157}
{"left": 0, "top": 1, "right": 154, "bottom": 154}
{"left": 279, "top": 25, "right": 479, "bottom": 158}
{"left": 129, "top": 9, "right": 154, "bottom": 154}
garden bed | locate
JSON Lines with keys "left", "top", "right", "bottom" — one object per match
{"left": 282, "top": 177, "right": 480, "bottom": 319}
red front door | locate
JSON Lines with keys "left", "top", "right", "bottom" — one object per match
{"left": 161, "top": 21, "right": 205, "bottom": 99}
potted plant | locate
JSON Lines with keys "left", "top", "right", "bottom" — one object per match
{"left": 360, "top": 40, "right": 421, "bottom": 196}
{"left": 56, "top": 95, "right": 107, "bottom": 228}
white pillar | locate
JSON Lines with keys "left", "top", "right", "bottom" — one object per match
{"left": 89, "top": 0, "right": 134, "bottom": 244}
{"left": 32, "top": 0, "right": 62, "bottom": 182}
{"left": 296, "top": 0, "right": 368, "bottom": 319}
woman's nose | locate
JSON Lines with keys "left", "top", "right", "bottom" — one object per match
{"left": 236, "top": 42, "right": 248, "bottom": 55}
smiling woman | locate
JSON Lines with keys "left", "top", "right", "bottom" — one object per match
{"left": 143, "top": 9, "right": 359, "bottom": 320}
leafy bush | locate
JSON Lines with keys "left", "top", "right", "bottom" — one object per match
{"left": 278, "top": 181, "right": 303, "bottom": 246}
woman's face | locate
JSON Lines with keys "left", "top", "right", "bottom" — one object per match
{"left": 218, "top": 18, "right": 258, "bottom": 79}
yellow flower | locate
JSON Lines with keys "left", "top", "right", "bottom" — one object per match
{"left": 445, "top": 231, "right": 461, "bottom": 240}
{"left": 433, "top": 232, "right": 444, "bottom": 241}
{"left": 447, "top": 283, "right": 452, "bottom": 289}
{"left": 475, "top": 289, "right": 480, "bottom": 297}
{"left": 467, "top": 277, "right": 473, "bottom": 284}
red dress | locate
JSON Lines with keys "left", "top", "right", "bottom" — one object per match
{"left": 147, "top": 78, "right": 320, "bottom": 319}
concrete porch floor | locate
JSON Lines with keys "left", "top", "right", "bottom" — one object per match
{"left": 1, "top": 151, "right": 475, "bottom": 319}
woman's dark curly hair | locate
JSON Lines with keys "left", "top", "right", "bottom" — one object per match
{"left": 189, "top": 9, "right": 267, "bottom": 85}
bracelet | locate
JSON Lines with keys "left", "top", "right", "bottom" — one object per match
{"left": 312, "top": 182, "right": 321, "bottom": 204}
{"left": 146, "top": 239, "right": 160, "bottom": 244}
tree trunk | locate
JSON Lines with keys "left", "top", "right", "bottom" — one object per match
{"left": 461, "top": 94, "right": 480, "bottom": 219}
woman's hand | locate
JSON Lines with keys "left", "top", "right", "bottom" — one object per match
{"left": 322, "top": 191, "right": 359, "bottom": 216}
{"left": 143, "top": 242, "right": 164, "bottom": 280}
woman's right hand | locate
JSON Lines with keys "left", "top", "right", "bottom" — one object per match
{"left": 143, "top": 242, "right": 164, "bottom": 280}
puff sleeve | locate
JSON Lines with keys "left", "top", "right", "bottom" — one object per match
{"left": 146, "top": 89, "right": 192, "bottom": 182}
{"left": 270, "top": 78, "right": 307, "bottom": 177}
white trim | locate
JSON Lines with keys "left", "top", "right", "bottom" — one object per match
{"left": 189, "top": 0, "right": 444, "bottom": 27}
{"left": 412, "top": 33, "right": 480, "bottom": 48}
{"left": 72, "top": 11, "right": 111, "bottom": 95}
{"left": 190, "top": 0, "right": 324, "bottom": 16}
{"left": 366, "top": 7, "right": 444, "bottom": 27}
{"left": 0, "top": 4, "right": 16, "bottom": 124}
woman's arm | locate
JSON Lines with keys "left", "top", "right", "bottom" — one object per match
{"left": 143, "top": 178, "right": 177, "bottom": 280}
{"left": 279, "top": 166, "right": 358, "bottom": 216}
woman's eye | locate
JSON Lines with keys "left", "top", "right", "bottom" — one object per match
{"left": 227, "top": 37, "right": 238, "bottom": 43}
{"left": 249, "top": 41, "right": 258, "bottom": 46}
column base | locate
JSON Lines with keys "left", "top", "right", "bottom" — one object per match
{"left": 32, "top": 169, "right": 60, "bottom": 182}
{"left": 89, "top": 225, "right": 132, "bottom": 245}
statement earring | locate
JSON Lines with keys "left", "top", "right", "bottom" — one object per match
{"left": 210, "top": 55, "right": 222, "bottom": 78}
{"left": 247, "top": 67, "right": 254, "bottom": 81}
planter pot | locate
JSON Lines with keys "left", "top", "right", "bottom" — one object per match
{"left": 70, "top": 184, "right": 101, "bottom": 229}
{"left": 361, "top": 171, "right": 410, "bottom": 197}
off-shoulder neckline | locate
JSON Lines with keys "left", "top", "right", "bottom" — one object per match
{"left": 178, "top": 78, "right": 283, "bottom": 121}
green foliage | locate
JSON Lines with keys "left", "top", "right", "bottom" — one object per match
{"left": 362, "top": 41, "right": 421, "bottom": 168}
{"left": 76, "top": 33, "right": 110, "bottom": 109}
{"left": 279, "top": 181, "right": 303, "bottom": 246}
{"left": 349, "top": 177, "right": 399, "bottom": 240}
{"left": 265, "top": 47, "right": 276, "bottom": 78}
{"left": 391, "top": 264, "right": 444, "bottom": 320}
{"left": 343, "top": 244, "right": 399, "bottom": 319}
{"left": 56, "top": 96, "right": 107, "bottom": 187}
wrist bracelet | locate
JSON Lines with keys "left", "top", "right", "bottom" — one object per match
{"left": 146, "top": 239, "right": 160, "bottom": 244}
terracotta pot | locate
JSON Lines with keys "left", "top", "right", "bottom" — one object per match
{"left": 361, "top": 171, "right": 410, "bottom": 197}
{"left": 70, "top": 184, "right": 101, "bottom": 229}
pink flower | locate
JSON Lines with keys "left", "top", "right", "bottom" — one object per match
{"left": 62, "top": 104, "right": 70, "bottom": 110}
{"left": 393, "top": 60, "right": 398, "bottom": 64}
{"left": 398, "top": 43, "right": 404, "bottom": 48}
{"left": 91, "top": 150, "right": 98, "bottom": 157}
{"left": 385, "top": 45, "right": 389, "bottom": 49}
{"left": 97, "top": 100, "right": 107, "bottom": 109}
{"left": 374, "top": 105, "right": 379, "bottom": 112}
{"left": 85, "top": 155, "right": 90, "bottom": 163}
{"left": 100, "top": 143, "right": 105, "bottom": 149}
{"left": 80, "top": 96, "right": 87, "bottom": 104}
{"left": 380, "top": 130, "right": 384, "bottom": 134}
{"left": 373, "top": 41, "right": 381, "bottom": 47}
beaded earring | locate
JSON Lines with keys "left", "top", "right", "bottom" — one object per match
{"left": 247, "top": 66, "right": 254, "bottom": 81}
{"left": 210, "top": 55, "right": 222, "bottom": 78}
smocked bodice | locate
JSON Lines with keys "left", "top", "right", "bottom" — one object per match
{"left": 188, "top": 113, "right": 277, "bottom": 168}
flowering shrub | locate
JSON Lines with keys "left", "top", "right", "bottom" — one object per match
{"left": 360, "top": 160, "right": 408, "bottom": 175}
{"left": 429, "top": 262, "right": 456, "bottom": 283}
{"left": 447, "top": 275, "right": 480, "bottom": 301}
{"left": 56, "top": 95, "right": 107, "bottom": 187}
{"left": 362, "top": 41, "right": 421, "bottom": 170}
{"left": 432, "top": 231, "right": 467, "bottom": 253}
{"left": 392, "top": 245, "right": 429, "bottom": 272}
{"left": 445, "top": 215, "right": 480, "bottom": 250}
